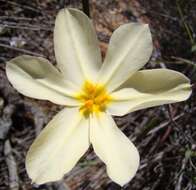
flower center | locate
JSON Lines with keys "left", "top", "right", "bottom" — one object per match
{"left": 76, "top": 81, "right": 112, "bottom": 117}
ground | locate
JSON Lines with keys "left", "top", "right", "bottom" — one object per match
{"left": 0, "top": 0, "right": 196, "bottom": 190}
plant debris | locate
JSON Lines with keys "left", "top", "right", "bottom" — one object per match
{"left": 0, "top": 0, "right": 195, "bottom": 189}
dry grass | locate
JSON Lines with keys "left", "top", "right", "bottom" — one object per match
{"left": 0, "top": 0, "right": 195, "bottom": 189}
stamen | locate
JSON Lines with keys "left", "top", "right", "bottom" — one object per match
{"left": 76, "top": 81, "right": 111, "bottom": 117}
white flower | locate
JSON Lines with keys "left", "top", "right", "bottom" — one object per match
{"left": 6, "top": 8, "right": 191, "bottom": 186}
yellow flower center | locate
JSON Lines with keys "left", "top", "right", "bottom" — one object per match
{"left": 76, "top": 81, "right": 112, "bottom": 117}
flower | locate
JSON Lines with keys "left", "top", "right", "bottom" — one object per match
{"left": 6, "top": 8, "right": 192, "bottom": 186}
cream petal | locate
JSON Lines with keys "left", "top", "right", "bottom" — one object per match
{"left": 90, "top": 113, "right": 139, "bottom": 186}
{"left": 108, "top": 69, "right": 192, "bottom": 116}
{"left": 98, "top": 23, "right": 153, "bottom": 92}
{"left": 26, "top": 107, "right": 90, "bottom": 184}
{"left": 54, "top": 8, "right": 102, "bottom": 85}
{"left": 6, "top": 55, "right": 79, "bottom": 106}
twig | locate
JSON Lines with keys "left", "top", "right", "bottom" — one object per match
{"left": 175, "top": 157, "right": 188, "bottom": 190}
{"left": 0, "top": 23, "right": 52, "bottom": 31}
{"left": 176, "top": 0, "right": 195, "bottom": 45}
{"left": 0, "top": 0, "right": 42, "bottom": 13}
{"left": 23, "top": 102, "right": 47, "bottom": 136}
{"left": 171, "top": 56, "right": 196, "bottom": 67}
{"left": 4, "top": 140, "right": 19, "bottom": 190}
{"left": 0, "top": 42, "right": 43, "bottom": 57}
{"left": 0, "top": 16, "right": 33, "bottom": 21}
{"left": 148, "top": 105, "right": 196, "bottom": 135}
{"left": 147, "top": 113, "right": 184, "bottom": 135}
{"left": 160, "top": 105, "right": 178, "bottom": 143}
{"left": 0, "top": 105, "right": 15, "bottom": 140}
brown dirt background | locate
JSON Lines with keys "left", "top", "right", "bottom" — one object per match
{"left": 0, "top": 0, "right": 196, "bottom": 190}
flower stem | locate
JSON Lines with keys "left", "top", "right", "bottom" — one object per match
{"left": 59, "top": 0, "right": 71, "bottom": 9}
{"left": 82, "top": 0, "right": 90, "bottom": 17}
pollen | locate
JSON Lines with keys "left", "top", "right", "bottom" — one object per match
{"left": 76, "top": 81, "right": 112, "bottom": 117}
